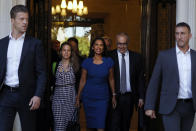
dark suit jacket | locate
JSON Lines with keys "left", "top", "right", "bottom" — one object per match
{"left": 110, "top": 49, "right": 145, "bottom": 105}
{"left": 145, "top": 48, "right": 196, "bottom": 114}
{"left": 0, "top": 35, "right": 46, "bottom": 101}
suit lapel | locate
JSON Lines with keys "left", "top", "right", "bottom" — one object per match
{"left": 114, "top": 50, "right": 121, "bottom": 92}
{"left": 3, "top": 36, "right": 10, "bottom": 59}
{"left": 171, "top": 48, "right": 180, "bottom": 82}
{"left": 114, "top": 50, "right": 120, "bottom": 78}
{"left": 2, "top": 36, "right": 10, "bottom": 69}
{"left": 129, "top": 51, "right": 134, "bottom": 79}
{"left": 2, "top": 36, "right": 9, "bottom": 73}
{"left": 19, "top": 36, "right": 29, "bottom": 67}
{"left": 0, "top": 36, "right": 10, "bottom": 89}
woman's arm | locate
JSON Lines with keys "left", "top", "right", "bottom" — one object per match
{"left": 76, "top": 68, "right": 87, "bottom": 107}
{"left": 108, "top": 67, "right": 116, "bottom": 108}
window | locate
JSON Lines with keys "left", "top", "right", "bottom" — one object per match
{"left": 51, "top": 16, "right": 104, "bottom": 56}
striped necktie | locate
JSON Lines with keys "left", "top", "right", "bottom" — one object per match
{"left": 120, "top": 53, "right": 127, "bottom": 93}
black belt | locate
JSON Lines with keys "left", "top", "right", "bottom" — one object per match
{"left": 119, "top": 92, "right": 132, "bottom": 95}
{"left": 3, "top": 84, "right": 19, "bottom": 92}
{"left": 55, "top": 84, "right": 74, "bottom": 87}
{"left": 177, "top": 98, "right": 192, "bottom": 103}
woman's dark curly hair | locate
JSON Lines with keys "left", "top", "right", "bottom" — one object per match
{"left": 89, "top": 37, "right": 108, "bottom": 58}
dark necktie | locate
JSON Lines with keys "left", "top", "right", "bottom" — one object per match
{"left": 120, "top": 53, "right": 127, "bottom": 93}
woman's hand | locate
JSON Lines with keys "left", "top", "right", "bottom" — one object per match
{"left": 138, "top": 99, "right": 144, "bottom": 108}
{"left": 112, "top": 95, "right": 117, "bottom": 109}
{"left": 75, "top": 96, "right": 80, "bottom": 107}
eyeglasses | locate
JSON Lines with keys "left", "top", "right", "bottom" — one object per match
{"left": 117, "top": 42, "right": 128, "bottom": 46}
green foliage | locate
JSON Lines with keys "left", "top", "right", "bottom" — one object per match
{"left": 51, "top": 26, "right": 91, "bottom": 57}
{"left": 77, "top": 36, "right": 90, "bottom": 57}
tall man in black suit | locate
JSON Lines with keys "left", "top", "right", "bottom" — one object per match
{"left": 145, "top": 22, "right": 196, "bottom": 131}
{"left": 0, "top": 5, "right": 46, "bottom": 131}
{"left": 109, "top": 32, "right": 145, "bottom": 131}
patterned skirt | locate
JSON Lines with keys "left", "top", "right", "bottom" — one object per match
{"left": 52, "top": 86, "right": 76, "bottom": 131}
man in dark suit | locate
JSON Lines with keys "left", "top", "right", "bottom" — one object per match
{"left": 145, "top": 22, "right": 196, "bottom": 131}
{"left": 109, "top": 32, "right": 145, "bottom": 131}
{"left": 0, "top": 5, "right": 46, "bottom": 131}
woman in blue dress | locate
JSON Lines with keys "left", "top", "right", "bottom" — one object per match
{"left": 76, "top": 37, "right": 116, "bottom": 131}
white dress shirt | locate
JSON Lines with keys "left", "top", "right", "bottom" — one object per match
{"left": 4, "top": 33, "right": 25, "bottom": 87}
{"left": 117, "top": 50, "right": 131, "bottom": 92}
{"left": 176, "top": 46, "right": 192, "bottom": 99}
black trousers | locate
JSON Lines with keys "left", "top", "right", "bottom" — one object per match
{"left": 162, "top": 99, "right": 195, "bottom": 131}
{"left": 0, "top": 87, "right": 36, "bottom": 131}
{"left": 109, "top": 93, "right": 134, "bottom": 131}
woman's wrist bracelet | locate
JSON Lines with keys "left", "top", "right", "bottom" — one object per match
{"left": 112, "top": 93, "right": 116, "bottom": 96}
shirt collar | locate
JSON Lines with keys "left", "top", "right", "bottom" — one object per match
{"left": 9, "top": 32, "right": 26, "bottom": 40}
{"left": 176, "top": 45, "right": 190, "bottom": 55}
{"left": 117, "top": 50, "right": 129, "bottom": 56}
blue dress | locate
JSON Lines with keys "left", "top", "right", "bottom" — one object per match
{"left": 81, "top": 57, "right": 114, "bottom": 128}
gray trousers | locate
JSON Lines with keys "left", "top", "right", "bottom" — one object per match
{"left": 162, "top": 100, "right": 195, "bottom": 131}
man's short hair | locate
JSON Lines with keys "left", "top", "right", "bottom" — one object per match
{"left": 67, "top": 37, "right": 78, "bottom": 45}
{"left": 10, "top": 5, "right": 28, "bottom": 19}
{"left": 116, "top": 32, "right": 130, "bottom": 44}
{"left": 176, "top": 22, "right": 191, "bottom": 33}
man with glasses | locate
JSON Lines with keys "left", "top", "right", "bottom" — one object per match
{"left": 109, "top": 32, "right": 145, "bottom": 131}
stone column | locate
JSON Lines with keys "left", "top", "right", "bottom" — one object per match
{"left": 0, "top": 0, "right": 12, "bottom": 38}
{"left": 176, "top": 0, "right": 196, "bottom": 50}
{"left": 0, "top": 0, "right": 26, "bottom": 39}
{"left": 13, "top": 113, "right": 21, "bottom": 131}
